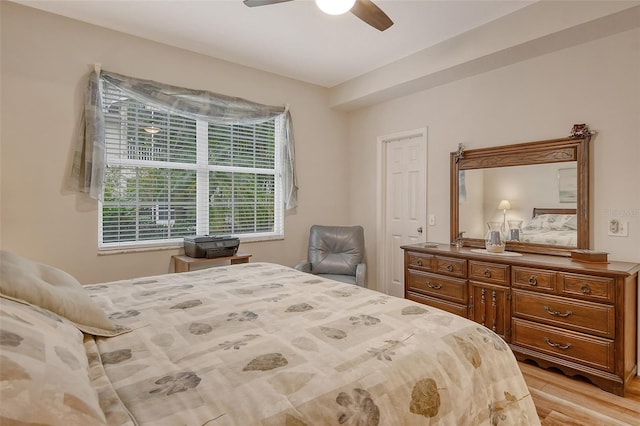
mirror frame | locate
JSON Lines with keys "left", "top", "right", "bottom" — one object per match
{"left": 450, "top": 135, "right": 591, "bottom": 256}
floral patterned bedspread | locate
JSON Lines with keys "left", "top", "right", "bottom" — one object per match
{"left": 86, "top": 262, "right": 540, "bottom": 425}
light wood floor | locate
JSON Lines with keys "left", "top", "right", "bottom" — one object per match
{"left": 519, "top": 361, "right": 640, "bottom": 425}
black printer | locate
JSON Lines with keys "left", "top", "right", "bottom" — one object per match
{"left": 183, "top": 235, "right": 240, "bottom": 259}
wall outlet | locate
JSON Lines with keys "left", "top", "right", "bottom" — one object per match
{"left": 428, "top": 215, "right": 436, "bottom": 226}
{"left": 608, "top": 219, "right": 628, "bottom": 237}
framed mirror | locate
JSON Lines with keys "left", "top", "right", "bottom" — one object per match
{"left": 450, "top": 136, "right": 591, "bottom": 256}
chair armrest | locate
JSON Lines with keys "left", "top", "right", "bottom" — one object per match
{"left": 355, "top": 263, "right": 366, "bottom": 287}
{"left": 294, "top": 262, "right": 312, "bottom": 273}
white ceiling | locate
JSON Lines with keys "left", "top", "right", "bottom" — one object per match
{"left": 12, "top": 0, "right": 535, "bottom": 88}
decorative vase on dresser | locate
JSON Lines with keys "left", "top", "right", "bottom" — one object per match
{"left": 402, "top": 243, "right": 638, "bottom": 396}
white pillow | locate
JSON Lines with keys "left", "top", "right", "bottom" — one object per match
{"left": 0, "top": 297, "right": 109, "bottom": 425}
{"left": 0, "top": 250, "right": 128, "bottom": 336}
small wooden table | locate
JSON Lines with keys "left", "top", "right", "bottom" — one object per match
{"left": 172, "top": 253, "right": 252, "bottom": 273}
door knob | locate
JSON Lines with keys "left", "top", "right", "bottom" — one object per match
{"left": 417, "top": 227, "right": 423, "bottom": 234}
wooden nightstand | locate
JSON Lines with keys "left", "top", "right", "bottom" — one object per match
{"left": 172, "top": 253, "right": 252, "bottom": 273}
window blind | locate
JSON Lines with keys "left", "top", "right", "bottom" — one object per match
{"left": 99, "top": 80, "right": 283, "bottom": 249}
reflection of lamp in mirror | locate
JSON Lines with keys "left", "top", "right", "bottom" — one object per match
{"left": 498, "top": 199, "right": 511, "bottom": 231}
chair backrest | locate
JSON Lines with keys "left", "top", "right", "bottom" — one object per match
{"left": 308, "top": 225, "right": 364, "bottom": 276}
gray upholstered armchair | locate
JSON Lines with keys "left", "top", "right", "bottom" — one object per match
{"left": 295, "top": 225, "right": 366, "bottom": 287}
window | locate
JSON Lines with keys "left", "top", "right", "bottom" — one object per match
{"left": 99, "top": 80, "right": 283, "bottom": 249}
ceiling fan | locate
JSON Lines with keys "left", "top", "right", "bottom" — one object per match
{"left": 243, "top": 0, "right": 394, "bottom": 31}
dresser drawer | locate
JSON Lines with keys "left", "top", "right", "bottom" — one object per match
{"left": 406, "top": 270, "right": 467, "bottom": 304}
{"left": 558, "top": 273, "right": 615, "bottom": 303}
{"left": 512, "top": 266, "right": 555, "bottom": 293}
{"left": 406, "top": 251, "right": 434, "bottom": 272}
{"left": 512, "top": 290, "right": 615, "bottom": 338}
{"left": 434, "top": 256, "right": 467, "bottom": 278}
{"left": 407, "top": 291, "right": 468, "bottom": 317}
{"left": 512, "top": 318, "right": 614, "bottom": 373}
{"left": 469, "top": 261, "right": 509, "bottom": 286}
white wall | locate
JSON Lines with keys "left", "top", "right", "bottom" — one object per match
{"left": 0, "top": 2, "right": 351, "bottom": 283}
{"left": 348, "top": 27, "right": 640, "bottom": 291}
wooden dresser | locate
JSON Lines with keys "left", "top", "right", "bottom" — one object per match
{"left": 402, "top": 243, "right": 639, "bottom": 396}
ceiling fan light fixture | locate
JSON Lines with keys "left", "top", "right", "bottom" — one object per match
{"left": 143, "top": 125, "right": 161, "bottom": 134}
{"left": 315, "top": 0, "right": 356, "bottom": 15}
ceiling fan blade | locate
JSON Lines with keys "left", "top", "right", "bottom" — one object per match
{"left": 243, "top": 0, "right": 294, "bottom": 7}
{"left": 350, "top": 0, "right": 393, "bottom": 31}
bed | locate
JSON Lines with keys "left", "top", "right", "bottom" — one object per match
{"left": 519, "top": 208, "right": 577, "bottom": 246}
{"left": 0, "top": 251, "right": 540, "bottom": 425}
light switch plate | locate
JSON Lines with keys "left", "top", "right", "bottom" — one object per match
{"left": 608, "top": 219, "right": 628, "bottom": 237}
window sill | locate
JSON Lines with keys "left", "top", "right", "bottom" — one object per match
{"left": 98, "top": 234, "right": 284, "bottom": 255}
{"left": 240, "top": 234, "right": 284, "bottom": 243}
{"left": 98, "top": 243, "right": 182, "bottom": 256}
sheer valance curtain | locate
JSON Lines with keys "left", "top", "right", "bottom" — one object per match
{"left": 69, "top": 69, "right": 298, "bottom": 211}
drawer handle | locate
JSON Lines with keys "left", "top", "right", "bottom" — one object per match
{"left": 528, "top": 275, "right": 538, "bottom": 286}
{"left": 543, "top": 305, "right": 572, "bottom": 318}
{"left": 446, "top": 264, "right": 454, "bottom": 272}
{"left": 544, "top": 337, "right": 572, "bottom": 350}
{"left": 484, "top": 269, "right": 491, "bottom": 278}
{"left": 427, "top": 282, "right": 443, "bottom": 290}
{"left": 581, "top": 284, "right": 592, "bottom": 295}
{"left": 416, "top": 259, "right": 423, "bottom": 267}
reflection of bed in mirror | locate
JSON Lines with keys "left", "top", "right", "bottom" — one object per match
{"left": 519, "top": 208, "right": 577, "bottom": 246}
